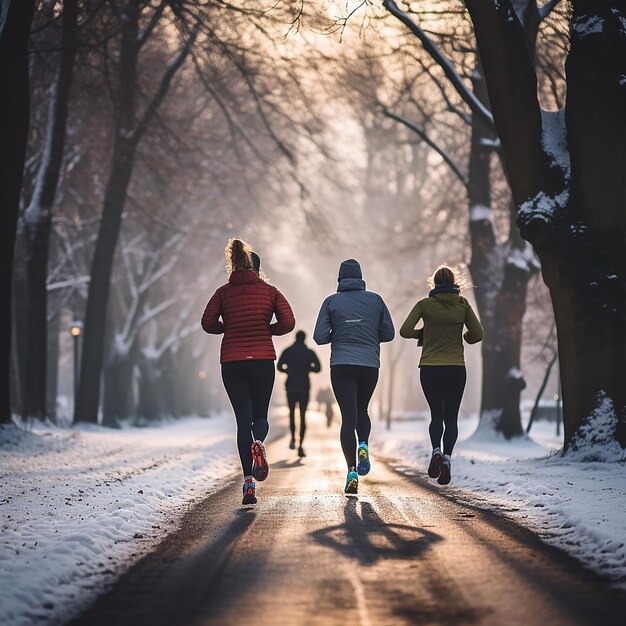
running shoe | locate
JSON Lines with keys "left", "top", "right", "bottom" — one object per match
{"left": 251, "top": 440, "right": 269, "bottom": 481}
{"left": 298, "top": 445, "right": 306, "bottom": 458}
{"left": 438, "top": 456, "right": 451, "bottom": 485}
{"left": 242, "top": 478, "right": 257, "bottom": 505}
{"left": 357, "top": 441, "right": 371, "bottom": 476}
{"left": 344, "top": 467, "right": 358, "bottom": 495}
{"left": 428, "top": 448, "right": 444, "bottom": 479}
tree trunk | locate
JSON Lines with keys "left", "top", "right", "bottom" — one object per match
{"left": 526, "top": 349, "right": 557, "bottom": 434}
{"left": 0, "top": 0, "right": 36, "bottom": 423}
{"left": 468, "top": 65, "right": 532, "bottom": 439}
{"left": 46, "top": 309, "right": 60, "bottom": 423}
{"left": 553, "top": 1, "right": 626, "bottom": 448}
{"left": 20, "top": 0, "right": 79, "bottom": 420}
{"left": 136, "top": 352, "right": 165, "bottom": 422}
{"left": 102, "top": 349, "right": 136, "bottom": 427}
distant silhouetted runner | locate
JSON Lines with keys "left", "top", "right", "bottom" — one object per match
{"left": 277, "top": 330, "right": 321, "bottom": 457}
{"left": 316, "top": 386, "right": 335, "bottom": 427}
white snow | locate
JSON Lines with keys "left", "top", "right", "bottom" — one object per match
{"left": 518, "top": 188, "right": 568, "bottom": 225}
{"left": 507, "top": 367, "right": 523, "bottom": 380}
{"left": 469, "top": 204, "right": 492, "bottom": 222}
{"left": 379, "top": 415, "right": 626, "bottom": 586}
{"left": 572, "top": 15, "right": 604, "bottom": 38}
{"left": 541, "top": 109, "right": 570, "bottom": 173}
{"left": 518, "top": 110, "right": 571, "bottom": 228}
{"left": 506, "top": 244, "right": 541, "bottom": 273}
{"left": 564, "top": 392, "right": 624, "bottom": 462}
{"left": 0, "top": 414, "right": 239, "bottom": 626}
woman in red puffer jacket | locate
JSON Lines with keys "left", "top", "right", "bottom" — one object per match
{"left": 201, "top": 238, "right": 295, "bottom": 505}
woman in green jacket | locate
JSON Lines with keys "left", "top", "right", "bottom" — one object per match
{"left": 400, "top": 265, "right": 483, "bottom": 485}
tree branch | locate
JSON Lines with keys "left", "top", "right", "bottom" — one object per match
{"left": 131, "top": 21, "right": 200, "bottom": 144}
{"left": 383, "top": 0, "right": 494, "bottom": 129}
{"left": 381, "top": 107, "right": 469, "bottom": 188}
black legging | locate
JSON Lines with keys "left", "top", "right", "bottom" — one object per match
{"left": 331, "top": 365, "right": 379, "bottom": 469}
{"left": 420, "top": 365, "right": 466, "bottom": 455}
{"left": 221, "top": 360, "right": 275, "bottom": 476}
{"left": 287, "top": 390, "right": 309, "bottom": 443}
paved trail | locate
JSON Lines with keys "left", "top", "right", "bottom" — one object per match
{"left": 71, "top": 414, "right": 625, "bottom": 626}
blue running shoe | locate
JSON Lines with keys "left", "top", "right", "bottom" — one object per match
{"left": 242, "top": 477, "right": 257, "bottom": 505}
{"left": 357, "top": 441, "right": 370, "bottom": 476}
{"left": 344, "top": 467, "right": 358, "bottom": 495}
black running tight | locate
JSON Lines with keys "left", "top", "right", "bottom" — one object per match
{"left": 420, "top": 365, "right": 466, "bottom": 455}
{"left": 331, "top": 365, "right": 379, "bottom": 469}
{"left": 221, "top": 360, "right": 275, "bottom": 476}
{"left": 287, "top": 390, "right": 309, "bottom": 444}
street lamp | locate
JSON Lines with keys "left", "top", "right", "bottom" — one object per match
{"left": 70, "top": 321, "right": 82, "bottom": 411}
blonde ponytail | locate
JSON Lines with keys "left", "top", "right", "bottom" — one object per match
{"left": 225, "top": 238, "right": 253, "bottom": 275}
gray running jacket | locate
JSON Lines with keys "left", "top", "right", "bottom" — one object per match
{"left": 313, "top": 278, "right": 395, "bottom": 368}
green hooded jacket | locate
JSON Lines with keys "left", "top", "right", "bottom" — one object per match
{"left": 399, "top": 293, "right": 483, "bottom": 366}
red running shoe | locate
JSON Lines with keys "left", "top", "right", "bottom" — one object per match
{"left": 251, "top": 440, "right": 269, "bottom": 482}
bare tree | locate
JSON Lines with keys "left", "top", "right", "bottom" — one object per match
{"left": 461, "top": 0, "right": 626, "bottom": 451}
{"left": 74, "top": 2, "right": 200, "bottom": 423}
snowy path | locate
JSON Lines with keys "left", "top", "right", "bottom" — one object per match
{"left": 71, "top": 419, "right": 625, "bottom": 626}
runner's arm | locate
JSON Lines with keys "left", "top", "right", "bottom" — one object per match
{"left": 399, "top": 302, "right": 423, "bottom": 339}
{"left": 270, "top": 288, "right": 296, "bottom": 336}
{"left": 463, "top": 303, "right": 484, "bottom": 344}
{"left": 379, "top": 298, "right": 395, "bottom": 343}
{"left": 201, "top": 290, "right": 224, "bottom": 334}
{"left": 313, "top": 297, "right": 332, "bottom": 345}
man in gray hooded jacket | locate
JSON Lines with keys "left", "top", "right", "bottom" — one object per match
{"left": 313, "top": 259, "right": 394, "bottom": 495}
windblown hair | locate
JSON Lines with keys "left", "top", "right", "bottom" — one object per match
{"left": 427, "top": 263, "right": 470, "bottom": 292}
{"left": 225, "top": 238, "right": 253, "bottom": 275}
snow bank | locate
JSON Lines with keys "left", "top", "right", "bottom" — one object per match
{"left": 564, "top": 392, "right": 624, "bottom": 462}
{"left": 378, "top": 416, "right": 626, "bottom": 586}
{"left": 0, "top": 414, "right": 239, "bottom": 625}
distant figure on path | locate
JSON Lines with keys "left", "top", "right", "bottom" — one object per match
{"left": 400, "top": 265, "right": 483, "bottom": 486}
{"left": 314, "top": 259, "right": 395, "bottom": 495}
{"left": 202, "top": 239, "right": 295, "bottom": 505}
{"left": 316, "top": 386, "right": 335, "bottom": 427}
{"left": 277, "top": 330, "right": 321, "bottom": 457}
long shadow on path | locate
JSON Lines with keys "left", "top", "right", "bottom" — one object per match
{"left": 313, "top": 498, "right": 442, "bottom": 566}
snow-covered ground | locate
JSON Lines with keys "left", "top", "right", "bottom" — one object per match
{"left": 0, "top": 414, "right": 240, "bottom": 626}
{"left": 378, "top": 415, "right": 626, "bottom": 586}
{"left": 2, "top": 411, "right": 625, "bottom": 625}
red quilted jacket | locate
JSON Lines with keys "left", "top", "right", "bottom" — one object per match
{"left": 201, "top": 269, "right": 295, "bottom": 363}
